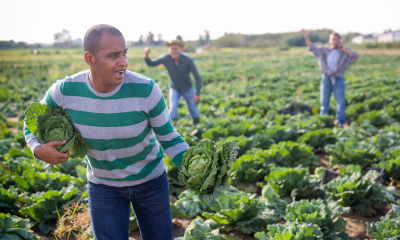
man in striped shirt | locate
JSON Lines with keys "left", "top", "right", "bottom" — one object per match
{"left": 24, "top": 24, "right": 188, "bottom": 240}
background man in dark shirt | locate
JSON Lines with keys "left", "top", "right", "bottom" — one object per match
{"left": 144, "top": 40, "right": 201, "bottom": 125}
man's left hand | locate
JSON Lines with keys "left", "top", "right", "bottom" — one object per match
{"left": 192, "top": 95, "right": 200, "bottom": 104}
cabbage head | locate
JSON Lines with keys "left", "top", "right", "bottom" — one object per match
{"left": 178, "top": 139, "right": 239, "bottom": 201}
{"left": 25, "top": 103, "right": 89, "bottom": 158}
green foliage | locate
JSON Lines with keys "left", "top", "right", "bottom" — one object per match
{"left": 52, "top": 158, "right": 84, "bottom": 177}
{"left": 13, "top": 169, "right": 72, "bottom": 193}
{"left": 175, "top": 216, "right": 225, "bottom": 240}
{"left": 324, "top": 171, "right": 392, "bottom": 217}
{"left": 202, "top": 190, "right": 275, "bottom": 234}
{"left": 224, "top": 135, "right": 274, "bottom": 156}
{"left": 24, "top": 103, "right": 89, "bottom": 158}
{"left": 24, "top": 102, "right": 47, "bottom": 135}
{"left": 368, "top": 217, "right": 400, "bottom": 240}
{"left": 297, "top": 128, "right": 336, "bottom": 151}
{"left": 264, "top": 125, "right": 299, "bottom": 143}
{"left": 373, "top": 157, "right": 400, "bottom": 180}
{"left": 230, "top": 149, "right": 270, "bottom": 185}
{"left": 174, "top": 190, "right": 211, "bottom": 218}
{"left": 0, "top": 139, "right": 22, "bottom": 162}
{"left": 21, "top": 187, "right": 82, "bottom": 234}
{"left": 338, "top": 164, "right": 362, "bottom": 175}
{"left": 260, "top": 185, "right": 287, "bottom": 220}
{"left": 231, "top": 141, "right": 319, "bottom": 186}
{"left": 72, "top": 164, "right": 87, "bottom": 191}
{"left": 367, "top": 201, "right": 400, "bottom": 239}
{"left": 357, "top": 110, "right": 395, "bottom": 127}
{"left": 178, "top": 140, "right": 239, "bottom": 201}
{"left": 324, "top": 140, "right": 380, "bottom": 168}
{"left": 0, "top": 213, "right": 39, "bottom": 240}
{"left": 7, "top": 156, "right": 50, "bottom": 175}
{"left": 165, "top": 155, "right": 185, "bottom": 197}
{"left": 264, "top": 167, "right": 323, "bottom": 202}
{"left": 266, "top": 222, "right": 324, "bottom": 240}
{"left": 258, "top": 141, "right": 320, "bottom": 168}
{"left": 284, "top": 199, "right": 350, "bottom": 239}
{"left": 333, "top": 121, "right": 378, "bottom": 141}
{"left": 0, "top": 186, "right": 24, "bottom": 215}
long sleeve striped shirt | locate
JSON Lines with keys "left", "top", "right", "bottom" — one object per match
{"left": 24, "top": 70, "right": 189, "bottom": 187}
{"left": 309, "top": 43, "right": 359, "bottom": 78}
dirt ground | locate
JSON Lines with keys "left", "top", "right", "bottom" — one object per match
{"left": 296, "top": 48, "right": 400, "bottom": 56}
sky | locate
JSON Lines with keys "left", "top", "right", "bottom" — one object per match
{"left": 1, "top": 0, "right": 400, "bottom": 44}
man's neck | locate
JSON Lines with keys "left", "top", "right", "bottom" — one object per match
{"left": 88, "top": 71, "right": 118, "bottom": 93}
{"left": 171, "top": 53, "right": 180, "bottom": 61}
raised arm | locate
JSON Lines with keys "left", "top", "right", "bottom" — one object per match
{"left": 302, "top": 29, "right": 323, "bottom": 57}
{"left": 144, "top": 47, "right": 165, "bottom": 67}
{"left": 147, "top": 81, "right": 189, "bottom": 166}
{"left": 302, "top": 29, "right": 312, "bottom": 47}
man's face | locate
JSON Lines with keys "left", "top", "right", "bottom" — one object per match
{"left": 168, "top": 45, "right": 182, "bottom": 59}
{"left": 91, "top": 32, "right": 128, "bottom": 88}
{"left": 329, "top": 34, "right": 340, "bottom": 48}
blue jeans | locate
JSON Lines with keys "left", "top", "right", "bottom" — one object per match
{"left": 320, "top": 75, "right": 346, "bottom": 124}
{"left": 169, "top": 87, "right": 200, "bottom": 120}
{"left": 88, "top": 171, "right": 173, "bottom": 240}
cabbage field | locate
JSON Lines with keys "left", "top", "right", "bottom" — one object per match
{"left": 1, "top": 48, "right": 400, "bottom": 239}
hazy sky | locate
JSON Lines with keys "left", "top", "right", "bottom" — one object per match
{"left": 1, "top": 0, "right": 399, "bottom": 44}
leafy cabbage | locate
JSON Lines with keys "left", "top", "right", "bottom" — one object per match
{"left": 0, "top": 213, "right": 39, "bottom": 240}
{"left": 285, "top": 199, "right": 350, "bottom": 239}
{"left": 25, "top": 102, "right": 89, "bottom": 158}
{"left": 178, "top": 140, "right": 239, "bottom": 201}
{"left": 175, "top": 216, "right": 225, "bottom": 240}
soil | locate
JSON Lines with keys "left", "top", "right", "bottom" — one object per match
{"left": 355, "top": 48, "right": 400, "bottom": 55}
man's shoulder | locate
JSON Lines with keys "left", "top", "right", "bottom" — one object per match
{"left": 48, "top": 70, "right": 88, "bottom": 93}
{"left": 180, "top": 52, "right": 193, "bottom": 61}
{"left": 64, "top": 70, "right": 90, "bottom": 83}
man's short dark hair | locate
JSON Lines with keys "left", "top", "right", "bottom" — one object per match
{"left": 330, "top": 32, "right": 341, "bottom": 40}
{"left": 84, "top": 24, "right": 123, "bottom": 55}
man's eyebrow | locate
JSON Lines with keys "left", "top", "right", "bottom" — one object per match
{"left": 107, "top": 49, "right": 128, "bottom": 55}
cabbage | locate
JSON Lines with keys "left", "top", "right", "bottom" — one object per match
{"left": 25, "top": 103, "right": 89, "bottom": 158}
{"left": 178, "top": 139, "right": 239, "bottom": 201}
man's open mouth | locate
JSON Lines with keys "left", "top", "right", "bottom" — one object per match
{"left": 115, "top": 70, "right": 125, "bottom": 77}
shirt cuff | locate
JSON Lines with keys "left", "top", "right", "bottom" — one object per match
{"left": 28, "top": 138, "right": 42, "bottom": 160}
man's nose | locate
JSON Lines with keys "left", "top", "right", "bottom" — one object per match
{"left": 118, "top": 55, "right": 128, "bottom": 66}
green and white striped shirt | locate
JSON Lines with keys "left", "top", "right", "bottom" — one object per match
{"left": 24, "top": 70, "right": 188, "bottom": 187}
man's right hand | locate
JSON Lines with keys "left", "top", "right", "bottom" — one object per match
{"left": 144, "top": 47, "right": 150, "bottom": 58}
{"left": 301, "top": 29, "right": 310, "bottom": 38}
{"left": 34, "top": 140, "right": 70, "bottom": 165}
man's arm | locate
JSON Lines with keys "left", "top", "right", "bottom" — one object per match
{"left": 340, "top": 43, "right": 359, "bottom": 64}
{"left": 189, "top": 59, "right": 201, "bottom": 104}
{"left": 147, "top": 81, "right": 189, "bottom": 166}
{"left": 302, "top": 29, "right": 323, "bottom": 57}
{"left": 302, "top": 29, "right": 312, "bottom": 47}
{"left": 24, "top": 83, "right": 69, "bottom": 165}
{"left": 144, "top": 47, "right": 165, "bottom": 67}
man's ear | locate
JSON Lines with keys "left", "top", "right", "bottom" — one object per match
{"left": 84, "top": 51, "right": 95, "bottom": 66}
